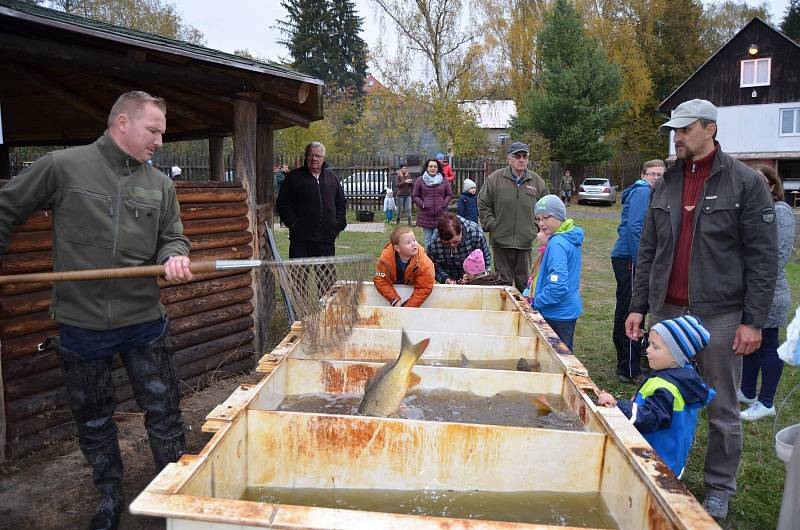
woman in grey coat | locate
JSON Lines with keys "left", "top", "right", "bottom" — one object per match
{"left": 739, "top": 165, "right": 796, "bottom": 420}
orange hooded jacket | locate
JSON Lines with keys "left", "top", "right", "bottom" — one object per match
{"left": 373, "top": 242, "right": 435, "bottom": 308}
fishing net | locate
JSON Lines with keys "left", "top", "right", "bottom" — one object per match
{"left": 264, "top": 254, "right": 372, "bottom": 352}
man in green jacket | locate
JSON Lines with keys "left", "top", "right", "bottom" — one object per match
{"left": 478, "top": 141, "right": 549, "bottom": 292}
{"left": 0, "top": 91, "right": 192, "bottom": 530}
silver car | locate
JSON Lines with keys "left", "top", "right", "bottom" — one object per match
{"left": 340, "top": 171, "right": 389, "bottom": 200}
{"left": 577, "top": 178, "right": 616, "bottom": 205}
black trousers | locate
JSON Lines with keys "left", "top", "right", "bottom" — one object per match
{"left": 56, "top": 327, "right": 185, "bottom": 494}
{"left": 612, "top": 257, "right": 642, "bottom": 377}
{"left": 289, "top": 239, "right": 336, "bottom": 258}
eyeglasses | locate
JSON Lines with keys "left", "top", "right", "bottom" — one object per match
{"left": 511, "top": 153, "right": 529, "bottom": 159}
{"left": 309, "top": 154, "right": 325, "bottom": 160}
{"left": 644, "top": 171, "right": 663, "bottom": 178}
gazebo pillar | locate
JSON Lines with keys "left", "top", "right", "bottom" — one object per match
{"left": 233, "top": 94, "right": 266, "bottom": 361}
{"left": 209, "top": 133, "right": 225, "bottom": 182}
{"left": 255, "top": 119, "right": 275, "bottom": 350}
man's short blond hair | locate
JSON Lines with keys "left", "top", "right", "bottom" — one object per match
{"left": 107, "top": 91, "right": 166, "bottom": 128}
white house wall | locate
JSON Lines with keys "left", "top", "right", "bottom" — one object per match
{"left": 666, "top": 102, "right": 800, "bottom": 158}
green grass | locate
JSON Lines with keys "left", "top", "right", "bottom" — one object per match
{"left": 269, "top": 206, "right": 800, "bottom": 529}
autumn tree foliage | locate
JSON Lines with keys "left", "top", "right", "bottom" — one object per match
{"left": 41, "top": 0, "right": 205, "bottom": 44}
{"left": 513, "top": 0, "right": 624, "bottom": 165}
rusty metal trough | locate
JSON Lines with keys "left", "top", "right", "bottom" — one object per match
{"left": 130, "top": 283, "right": 719, "bottom": 529}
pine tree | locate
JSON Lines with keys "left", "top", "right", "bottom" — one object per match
{"left": 512, "top": 0, "right": 624, "bottom": 165}
{"left": 328, "top": 0, "right": 368, "bottom": 97}
{"left": 278, "top": 0, "right": 368, "bottom": 97}
{"left": 278, "top": 0, "right": 332, "bottom": 81}
{"left": 782, "top": 0, "right": 800, "bottom": 42}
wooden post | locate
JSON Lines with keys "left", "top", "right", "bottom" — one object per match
{"left": 233, "top": 94, "right": 264, "bottom": 361}
{"left": 255, "top": 120, "right": 275, "bottom": 352}
{"left": 256, "top": 120, "right": 274, "bottom": 209}
{"left": 209, "top": 134, "right": 225, "bottom": 182}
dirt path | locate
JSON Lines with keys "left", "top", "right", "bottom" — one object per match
{"left": 0, "top": 370, "right": 263, "bottom": 530}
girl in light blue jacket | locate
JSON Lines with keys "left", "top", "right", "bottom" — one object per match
{"left": 529, "top": 195, "right": 584, "bottom": 351}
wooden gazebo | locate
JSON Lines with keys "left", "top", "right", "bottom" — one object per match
{"left": 0, "top": 0, "right": 324, "bottom": 460}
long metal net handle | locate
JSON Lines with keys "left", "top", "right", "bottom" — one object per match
{"left": 262, "top": 254, "right": 372, "bottom": 352}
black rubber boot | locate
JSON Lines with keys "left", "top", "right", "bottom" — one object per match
{"left": 121, "top": 335, "right": 186, "bottom": 472}
{"left": 56, "top": 341, "right": 124, "bottom": 530}
{"left": 149, "top": 431, "right": 187, "bottom": 471}
{"left": 88, "top": 474, "right": 124, "bottom": 530}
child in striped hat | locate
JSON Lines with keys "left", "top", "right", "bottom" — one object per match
{"left": 598, "top": 315, "right": 716, "bottom": 478}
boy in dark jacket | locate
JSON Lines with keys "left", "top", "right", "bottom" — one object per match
{"left": 611, "top": 159, "right": 665, "bottom": 384}
{"left": 599, "top": 315, "right": 715, "bottom": 478}
{"left": 456, "top": 178, "right": 479, "bottom": 223}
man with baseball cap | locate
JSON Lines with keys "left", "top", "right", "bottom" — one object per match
{"left": 625, "top": 98, "right": 777, "bottom": 520}
{"left": 478, "top": 141, "right": 549, "bottom": 291}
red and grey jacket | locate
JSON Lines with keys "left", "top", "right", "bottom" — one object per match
{"left": 630, "top": 145, "right": 777, "bottom": 327}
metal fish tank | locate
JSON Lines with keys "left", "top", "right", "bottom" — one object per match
{"left": 130, "top": 283, "right": 719, "bottom": 529}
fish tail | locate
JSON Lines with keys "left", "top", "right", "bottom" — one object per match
{"left": 399, "top": 329, "right": 430, "bottom": 365}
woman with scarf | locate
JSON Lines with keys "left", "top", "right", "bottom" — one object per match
{"left": 412, "top": 158, "right": 453, "bottom": 248}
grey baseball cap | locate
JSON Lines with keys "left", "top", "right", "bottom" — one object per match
{"left": 507, "top": 141, "right": 529, "bottom": 155}
{"left": 659, "top": 99, "right": 718, "bottom": 134}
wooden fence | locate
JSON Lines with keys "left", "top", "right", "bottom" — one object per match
{"left": 0, "top": 180, "right": 257, "bottom": 459}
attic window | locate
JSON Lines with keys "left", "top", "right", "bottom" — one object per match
{"left": 740, "top": 58, "right": 770, "bottom": 87}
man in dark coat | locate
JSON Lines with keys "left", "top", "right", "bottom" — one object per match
{"left": 277, "top": 141, "right": 348, "bottom": 258}
{"left": 626, "top": 99, "right": 777, "bottom": 521}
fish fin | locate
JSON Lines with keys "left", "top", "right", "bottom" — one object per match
{"left": 399, "top": 329, "right": 431, "bottom": 363}
{"left": 408, "top": 371, "right": 421, "bottom": 388}
{"left": 459, "top": 354, "right": 470, "bottom": 368}
{"left": 533, "top": 394, "right": 553, "bottom": 414}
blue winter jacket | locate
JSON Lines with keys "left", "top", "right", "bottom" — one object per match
{"left": 456, "top": 191, "right": 478, "bottom": 223}
{"left": 617, "top": 366, "right": 715, "bottom": 477}
{"left": 533, "top": 220, "right": 583, "bottom": 320}
{"left": 610, "top": 179, "right": 651, "bottom": 263}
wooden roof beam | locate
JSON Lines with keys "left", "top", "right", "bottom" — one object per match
{"left": 185, "top": 91, "right": 313, "bottom": 129}
{"left": 259, "top": 100, "right": 311, "bottom": 128}
{"left": 6, "top": 62, "right": 106, "bottom": 124}
{"left": 102, "top": 79, "right": 227, "bottom": 127}
{"left": 0, "top": 33, "right": 246, "bottom": 96}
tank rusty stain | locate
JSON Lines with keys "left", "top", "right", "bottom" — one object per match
{"left": 646, "top": 494, "right": 677, "bottom": 530}
{"left": 357, "top": 310, "right": 381, "bottom": 327}
{"left": 344, "top": 363, "right": 377, "bottom": 393}
{"left": 340, "top": 346, "right": 391, "bottom": 360}
{"left": 631, "top": 446, "right": 687, "bottom": 494}
{"left": 303, "top": 415, "right": 390, "bottom": 458}
{"left": 320, "top": 361, "right": 345, "bottom": 393}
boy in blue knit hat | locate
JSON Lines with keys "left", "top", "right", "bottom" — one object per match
{"left": 598, "top": 315, "right": 716, "bottom": 478}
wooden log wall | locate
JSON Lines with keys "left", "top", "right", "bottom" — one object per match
{"left": 0, "top": 180, "right": 257, "bottom": 460}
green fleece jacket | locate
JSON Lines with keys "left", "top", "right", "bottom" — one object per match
{"left": 478, "top": 165, "right": 549, "bottom": 249}
{"left": 0, "top": 133, "right": 190, "bottom": 330}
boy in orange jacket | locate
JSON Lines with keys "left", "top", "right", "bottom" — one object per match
{"left": 374, "top": 226, "right": 435, "bottom": 307}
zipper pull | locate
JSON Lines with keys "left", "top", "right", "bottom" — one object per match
{"left": 135, "top": 207, "right": 139, "bottom": 219}
{"left": 108, "top": 200, "right": 113, "bottom": 217}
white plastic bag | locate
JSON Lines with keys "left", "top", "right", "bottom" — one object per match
{"left": 778, "top": 305, "right": 800, "bottom": 366}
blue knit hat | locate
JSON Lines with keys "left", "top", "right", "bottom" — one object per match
{"left": 651, "top": 315, "right": 710, "bottom": 367}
